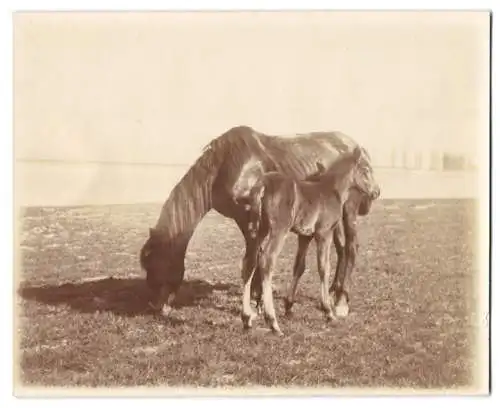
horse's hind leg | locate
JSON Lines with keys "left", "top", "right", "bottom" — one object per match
{"left": 316, "top": 233, "right": 335, "bottom": 321}
{"left": 259, "top": 230, "right": 287, "bottom": 336}
{"left": 284, "top": 234, "right": 313, "bottom": 316}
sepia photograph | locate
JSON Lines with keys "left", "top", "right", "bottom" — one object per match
{"left": 12, "top": 9, "right": 491, "bottom": 397}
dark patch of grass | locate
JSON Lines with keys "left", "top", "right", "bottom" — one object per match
{"left": 16, "top": 199, "right": 480, "bottom": 389}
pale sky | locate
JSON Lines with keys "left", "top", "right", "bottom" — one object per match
{"left": 14, "top": 11, "right": 490, "bottom": 165}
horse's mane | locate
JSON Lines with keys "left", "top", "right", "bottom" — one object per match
{"left": 154, "top": 126, "right": 265, "bottom": 239}
{"left": 303, "top": 151, "right": 358, "bottom": 189}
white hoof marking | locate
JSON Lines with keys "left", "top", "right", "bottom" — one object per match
{"left": 335, "top": 304, "right": 349, "bottom": 317}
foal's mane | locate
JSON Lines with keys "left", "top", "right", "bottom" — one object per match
{"left": 308, "top": 148, "right": 361, "bottom": 184}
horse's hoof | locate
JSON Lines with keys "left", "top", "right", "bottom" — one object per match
{"left": 273, "top": 328, "right": 284, "bottom": 337}
{"left": 326, "top": 312, "right": 335, "bottom": 322}
{"left": 284, "top": 299, "right": 294, "bottom": 313}
{"left": 335, "top": 304, "right": 349, "bottom": 317}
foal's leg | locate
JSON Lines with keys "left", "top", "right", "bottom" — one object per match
{"left": 284, "top": 234, "right": 313, "bottom": 316}
{"left": 330, "top": 201, "right": 359, "bottom": 317}
{"left": 240, "top": 240, "right": 260, "bottom": 329}
{"left": 234, "top": 215, "right": 265, "bottom": 314}
{"left": 234, "top": 216, "right": 261, "bottom": 328}
{"left": 316, "top": 232, "right": 335, "bottom": 321}
{"left": 259, "top": 230, "right": 288, "bottom": 335}
{"left": 250, "top": 267, "right": 263, "bottom": 315}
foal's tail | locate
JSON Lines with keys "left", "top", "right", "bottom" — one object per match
{"left": 233, "top": 177, "right": 266, "bottom": 240}
{"left": 246, "top": 182, "right": 265, "bottom": 239}
{"left": 232, "top": 158, "right": 267, "bottom": 239}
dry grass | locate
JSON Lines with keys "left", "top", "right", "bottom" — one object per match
{"left": 16, "top": 199, "right": 480, "bottom": 389}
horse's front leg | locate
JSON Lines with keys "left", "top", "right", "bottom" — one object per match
{"left": 284, "top": 234, "right": 313, "bottom": 316}
{"left": 329, "top": 201, "right": 359, "bottom": 317}
{"left": 315, "top": 232, "right": 335, "bottom": 321}
{"left": 332, "top": 223, "right": 346, "bottom": 298}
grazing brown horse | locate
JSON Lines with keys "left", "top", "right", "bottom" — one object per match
{"left": 239, "top": 147, "right": 367, "bottom": 335}
{"left": 140, "top": 126, "right": 380, "bottom": 323}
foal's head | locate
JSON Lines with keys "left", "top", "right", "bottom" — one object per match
{"left": 354, "top": 147, "right": 380, "bottom": 201}
{"left": 140, "top": 227, "right": 186, "bottom": 311}
{"left": 318, "top": 146, "right": 381, "bottom": 202}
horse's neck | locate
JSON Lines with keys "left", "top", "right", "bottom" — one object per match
{"left": 157, "top": 192, "right": 211, "bottom": 237}
{"left": 155, "top": 159, "right": 217, "bottom": 243}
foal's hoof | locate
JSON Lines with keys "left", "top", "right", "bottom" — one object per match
{"left": 334, "top": 303, "right": 349, "bottom": 318}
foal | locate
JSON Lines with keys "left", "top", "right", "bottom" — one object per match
{"left": 242, "top": 147, "right": 365, "bottom": 335}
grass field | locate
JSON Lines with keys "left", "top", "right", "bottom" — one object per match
{"left": 16, "top": 199, "right": 482, "bottom": 391}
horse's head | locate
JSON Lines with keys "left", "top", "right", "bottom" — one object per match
{"left": 140, "top": 227, "right": 186, "bottom": 313}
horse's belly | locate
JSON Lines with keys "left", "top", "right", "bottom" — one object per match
{"left": 291, "top": 225, "right": 315, "bottom": 236}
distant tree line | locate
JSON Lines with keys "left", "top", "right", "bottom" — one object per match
{"left": 387, "top": 150, "right": 476, "bottom": 171}
{"left": 441, "top": 153, "right": 476, "bottom": 171}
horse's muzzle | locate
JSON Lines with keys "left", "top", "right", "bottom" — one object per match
{"left": 147, "top": 283, "right": 178, "bottom": 316}
{"left": 146, "top": 283, "right": 166, "bottom": 311}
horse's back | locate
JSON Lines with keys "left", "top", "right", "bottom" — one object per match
{"left": 214, "top": 126, "right": 361, "bottom": 184}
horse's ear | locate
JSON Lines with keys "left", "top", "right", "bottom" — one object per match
{"left": 149, "top": 227, "right": 160, "bottom": 239}
{"left": 316, "top": 162, "right": 327, "bottom": 174}
{"left": 353, "top": 146, "right": 362, "bottom": 162}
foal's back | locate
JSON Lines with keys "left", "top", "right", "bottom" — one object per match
{"left": 254, "top": 148, "right": 360, "bottom": 236}
{"left": 253, "top": 171, "right": 343, "bottom": 237}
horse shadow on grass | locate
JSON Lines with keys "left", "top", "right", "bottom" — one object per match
{"left": 18, "top": 277, "right": 240, "bottom": 317}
